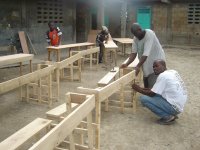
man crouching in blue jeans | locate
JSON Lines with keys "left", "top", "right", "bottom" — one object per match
{"left": 132, "top": 59, "right": 187, "bottom": 125}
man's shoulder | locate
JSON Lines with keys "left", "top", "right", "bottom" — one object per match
{"left": 159, "top": 70, "right": 177, "bottom": 78}
{"left": 145, "top": 29, "right": 155, "bottom": 36}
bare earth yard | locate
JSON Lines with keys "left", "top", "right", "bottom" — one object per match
{"left": 0, "top": 46, "right": 200, "bottom": 150}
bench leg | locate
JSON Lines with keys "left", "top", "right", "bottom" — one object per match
{"left": 132, "top": 90, "right": 137, "bottom": 113}
{"left": 105, "top": 98, "right": 109, "bottom": 112}
{"left": 120, "top": 84, "right": 125, "bottom": 113}
{"left": 87, "top": 112, "right": 94, "bottom": 149}
{"left": 69, "top": 133, "right": 75, "bottom": 150}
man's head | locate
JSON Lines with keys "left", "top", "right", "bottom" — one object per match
{"left": 101, "top": 26, "right": 109, "bottom": 35}
{"left": 48, "top": 21, "right": 55, "bottom": 31}
{"left": 131, "top": 23, "right": 145, "bottom": 40}
{"left": 153, "top": 59, "right": 167, "bottom": 75}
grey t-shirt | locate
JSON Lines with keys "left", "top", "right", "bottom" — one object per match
{"left": 132, "top": 29, "right": 165, "bottom": 77}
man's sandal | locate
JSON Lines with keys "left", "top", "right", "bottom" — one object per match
{"left": 157, "top": 115, "right": 178, "bottom": 125}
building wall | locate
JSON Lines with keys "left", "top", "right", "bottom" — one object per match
{"left": 0, "top": 0, "right": 76, "bottom": 54}
{"left": 126, "top": 1, "right": 200, "bottom": 45}
{"left": 0, "top": 0, "right": 199, "bottom": 55}
{"left": 171, "top": 3, "right": 200, "bottom": 45}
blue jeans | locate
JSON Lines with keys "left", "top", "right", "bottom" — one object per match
{"left": 140, "top": 94, "right": 179, "bottom": 118}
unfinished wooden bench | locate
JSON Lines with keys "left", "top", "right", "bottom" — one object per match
{"left": 97, "top": 67, "right": 120, "bottom": 111}
{"left": 30, "top": 93, "right": 98, "bottom": 150}
{"left": 121, "top": 57, "right": 142, "bottom": 112}
{"left": 0, "top": 118, "right": 52, "bottom": 150}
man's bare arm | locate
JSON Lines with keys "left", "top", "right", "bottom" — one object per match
{"left": 120, "top": 53, "right": 137, "bottom": 68}
{"left": 132, "top": 83, "right": 156, "bottom": 97}
{"left": 135, "top": 56, "right": 147, "bottom": 76}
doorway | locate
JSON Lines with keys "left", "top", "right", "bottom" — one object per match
{"left": 137, "top": 7, "right": 151, "bottom": 29}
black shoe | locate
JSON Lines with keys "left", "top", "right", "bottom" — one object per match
{"left": 99, "top": 61, "right": 102, "bottom": 63}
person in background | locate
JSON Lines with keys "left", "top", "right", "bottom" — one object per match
{"left": 132, "top": 59, "right": 187, "bottom": 125}
{"left": 120, "top": 23, "right": 165, "bottom": 88}
{"left": 46, "top": 21, "right": 62, "bottom": 46}
{"left": 96, "top": 26, "right": 112, "bottom": 63}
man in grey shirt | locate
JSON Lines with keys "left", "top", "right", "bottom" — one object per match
{"left": 121, "top": 23, "right": 165, "bottom": 88}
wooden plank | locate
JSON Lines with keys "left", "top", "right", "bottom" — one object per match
{"left": 80, "top": 47, "right": 99, "bottom": 56}
{"left": 97, "top": 67, "right": 119, "bottom": 86}
{"left": 46, "top": 103, "right": 78, "bottom": 120}
{"left": 87, "top": 30, "right": 100, "bottom": 43}
{"left": 18, "top": 31, "right": 29, "bottom": 54}
{"left": 63, "top": 141, "right": 89, "bottom": 150}
{"left": 0, "top": 54, "right": 34, "bottom": 67}
{"left": 58, "top": 52, "right": 82, "bottom": 69}
{"left": 0, "top": 118, "right": 52, "bottom": 150}
{"left": 123, "top": 57, "right": 139, "bottom": 68}
{"left": 98, "top": 71, "right": 135, "bottom": 102}
{"left": 103, "top": 41, "right": 118, "bottom": 49}
{"left": 47, "top": 42, "right": 95, "bottom": 50}
{"left": 113, "top": 38, "right": 133, "bottom": 44}
{"left": 29, "top": 94, "right": 95, "bottom": 150}
{"left": 69, "top": 92, "right": 88, "bottom": 104}
{"left": 0, "top": 65, "right": 55, "bottom": 94}
{"left": 26, "top": 33, "right": 37, "bottom": 55}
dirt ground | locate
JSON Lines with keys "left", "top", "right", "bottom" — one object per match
{"left": 0, "top": 46, "right": 200, "bottom": 150}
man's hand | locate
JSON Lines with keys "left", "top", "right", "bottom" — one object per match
{"left": 132, "top": 83, "right": 140, "bottom": 91}
{"left": 120, "top": 64, "right": 128, "bottom": 68}
{"left": 134, "top": 66, "right": 140, "bottom": 76}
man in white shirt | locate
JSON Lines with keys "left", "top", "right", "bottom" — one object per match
{"left": 132, "top": 59, "right": 187, "bottom": 125}
{"left": 121, "top": 23, "right": 165, "bottom": 88}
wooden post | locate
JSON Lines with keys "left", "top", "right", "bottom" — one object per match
{"left": 95, "top": 94, "right": 100, "bottom": 150}
{"left": 87, "top": 112, "right": 93, "bottom": 149}
{"left": 56, "top": 68, "right": 60, "bottom": 101}
{"left": 66, "top": 93, "right": 75, "bottom": 149}
{"left": 120, "top": 83, "right": 125, "bottom": 113}
{"left": 48, "top": 73, "right": 52, "bottom": 107}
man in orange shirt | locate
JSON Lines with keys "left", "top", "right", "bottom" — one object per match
{"left": 46, "top": 21, "right": 62, "bottom": 46}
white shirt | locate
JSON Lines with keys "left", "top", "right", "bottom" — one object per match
{"left": 151, "top": 70, "right": 187, "bottom": 112}
{"left": 132, "top": 29, "right": 165, "bottom": 77}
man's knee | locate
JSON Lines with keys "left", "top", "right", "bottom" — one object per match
{"left": 140, "top": 95, "right": 151, "bottom": 105}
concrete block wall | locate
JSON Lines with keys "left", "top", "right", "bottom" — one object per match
{"left": 126, "top": 2, "right": 200, "bottom": 45}
{"left": 0, "top": 0, "right": 76, "bottom": 54}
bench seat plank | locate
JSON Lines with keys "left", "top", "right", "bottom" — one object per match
{"left": 0, "top": 118, "right": 52, "bottom": 150}
{"left": 46, "top": 103, "right": 78, "bottom": 120}
{"left": 98, "top": 67, "right": 119, "bottom": 87}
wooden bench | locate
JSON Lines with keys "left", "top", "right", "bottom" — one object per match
{"left": 0, "top": 118, "right": 52, "bottom": 150}
{"left": 26, "top": 64, "right": 56, "bottom": 107}
{"left": 29, "top": 93, "right": 97, "bottom": 150}
{"left": 46, "top": 103, "right": 78, "bottom": 122}
{"left": 97, "top": 67, "right": 120, "bottom": 111}
{"left": 121, "top": 57, "right": 142, "bottom": 112}
{"left": 103, "top": 40, "right": 118, "bottom": 67}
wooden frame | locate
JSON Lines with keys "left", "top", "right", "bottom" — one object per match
{"left": 97, "top": 67, "right": 120, "bottom": 111}
{"left": 0, "top": 54, "right": 34, "bottom": 75}
{"left": 113, "top": 38, "right": 133, "bottom": 56}
{"left": 77, "top": 70, "right": 136, "bottom": 149}
{"left": 0, "top": 118, "right": 52, "bottom": 150}
{"left": 103, "top": 41, "right": 118, "bottom": 67}
{"left": 0, "top": 65, "right": 55, "bottom": 95}
{"left": 46, "top": 47, "right": 100, "bottom": 101}
{"left": 80, "top": 47, "right": 99, "bottom": 69}
{"left": 26, "top": 64, "right": 56, "bottom": 107}
{"left": 47, "top": 42, "right": 95, "bottom": 62}
{"left": 29, "top": 93, "right": 96, "bottom": 150}
{"left": 0, "top": 65, "right": 55, "bottom": 107}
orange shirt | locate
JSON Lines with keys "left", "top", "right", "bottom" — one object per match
{"left": 48, "top": 29, "right": 60, "bottom": 46}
